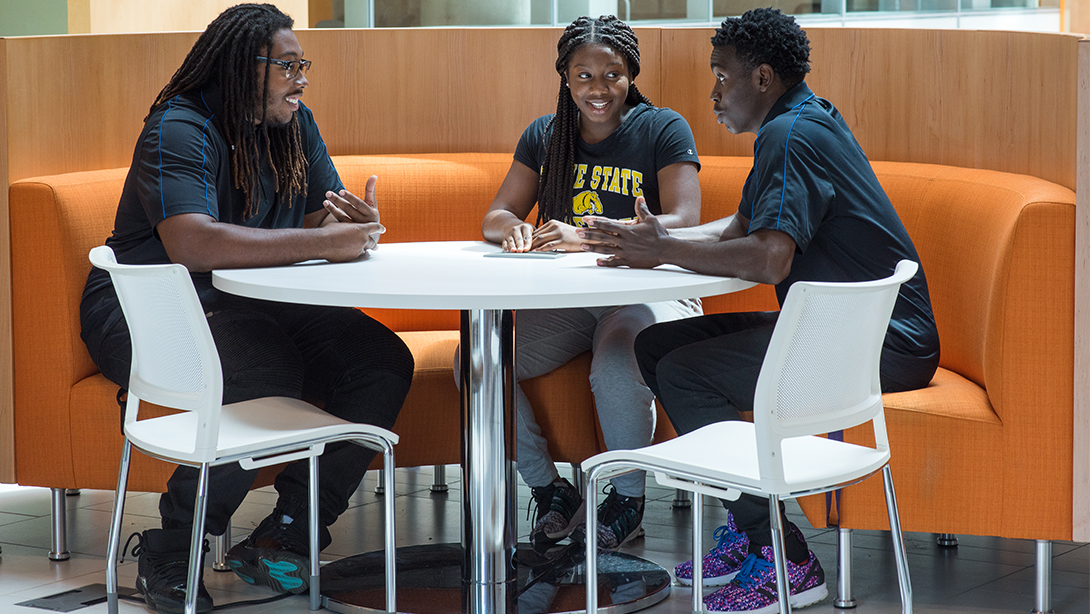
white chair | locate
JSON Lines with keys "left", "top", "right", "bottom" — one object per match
{"left": 92, "top": 245, "right": 399, "bottom": 614}
{"left": 583, "top": 260, "right": 919, "bottom": 614}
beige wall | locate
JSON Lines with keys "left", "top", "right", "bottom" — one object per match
{"left": 66, "top": 0, "right": 309, "bottom": 34}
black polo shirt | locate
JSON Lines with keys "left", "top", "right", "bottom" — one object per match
{"left": 739, "top": 82, "right": 939, "bottom": 363}
{"left": 82, "top": 85, "right": 343, "bottom": 303}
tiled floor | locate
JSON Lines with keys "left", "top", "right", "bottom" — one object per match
{"left": 0, "top": 468, "right": 1086, "bottom": 614}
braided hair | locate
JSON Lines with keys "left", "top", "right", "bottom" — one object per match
{"left": 149, "top": 3, "right": 307, "bottom": 219}
{"left": 537, "top": 15, "right": 653, "bottom": 226}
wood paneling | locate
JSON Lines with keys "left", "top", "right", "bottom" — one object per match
{"left": 4, "top": 33, "right": 199, "bottom": 181}
{"left": 1075, "top": 37, "right": 1090, "bottom": 542}
{"left": 294, "top": 27, "right": 661, "bottom": 156}
{"left": 0, "top": 39, "right": 11, "bottom": 482}
{"left": 660, "top": 28, "right": 1081, "bottom": 191}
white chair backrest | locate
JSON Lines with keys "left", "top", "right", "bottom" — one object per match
{"left": 753, "top": 259, "right": 919, "bottom": 486}
{"left": 89, "top": 246, "right": 223, "bottom": 458}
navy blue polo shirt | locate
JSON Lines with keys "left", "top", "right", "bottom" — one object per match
{"left": 739, "top": 82, "right": 939, "bottom": 363}
{"left": 82, "top": 84, "right": 343, "bottom": 303}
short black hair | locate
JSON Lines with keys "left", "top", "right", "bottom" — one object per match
{"left": 711, "top": 8, "right": 811, "bottom": 90}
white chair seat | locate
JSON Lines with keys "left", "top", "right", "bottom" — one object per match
{"left": 127, "top": 396, "right": 399, "bottom": 464}
{"left": 585, "top": 421, "right": 889, "bottom": 497}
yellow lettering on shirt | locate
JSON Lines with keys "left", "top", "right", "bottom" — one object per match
{"left": 600, "top": 167, "right": 613, "bottom": 191}
{"left": 632, "top": 171, "right": 643, "bottom": 197}
{"left": 608, "top": 167, "right": 622, "bottom": 194}
{"left": 590, "top": 166, "right": 602, "bottom": 190}
{"left": 620, "top": 169, "right": 631, "bottom": 195}
{"left": 574, "top": 164, "right": 587, "bottom": 189}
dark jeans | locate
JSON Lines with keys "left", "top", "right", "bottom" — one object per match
{"left": 635, "top": 311, "right": 938, "bottom": 554}
{"left": 81, "top": 286, "right": 414, "bottom": 536}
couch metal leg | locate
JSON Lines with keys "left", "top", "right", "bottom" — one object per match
{"left": 66, "top": 489, "right": 81, "bottom": 496}
{"left": 834, "top": 528, "right": 857, "bottom": 609}
{"left": 936, "top": 533, "right": 958, "bottom": 547}
{"left": 431, "top": 465, "right": 449, "bottom": 493}
{"left": 572, "top": 464, "right": 584, "bottom": 496}
{"left": 1033, "top": 540, "right": 1053, "bottom": 614}
{"left": 673, "top": 489, "right": 692, "bottom": 509}
{"left": 212, "top": 525, "right": 231, "bottom": 571}
{"left": 49, "top": 488, "right": 70, "bottom": 561}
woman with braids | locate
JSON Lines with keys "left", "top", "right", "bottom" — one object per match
{"left": 79, "top": 5, "right": 413, "bottom": 613}
{"left": 478, "top": 15, "right": 702, "bottom": 554}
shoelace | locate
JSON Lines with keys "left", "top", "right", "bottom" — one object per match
{"left": 120, "top": 531, "right": 143, "bottom": 564}
{"left": 732, "top": 553, "right": 774, "bottom": 591}
{"left": 711, "top": 524, "right": 743, "bottom": 549}
{"left": 598, "top": 486, "right": 626, "bottom": 525}
{"left": 527, "top": 485, "right": 554, "bottom": 523}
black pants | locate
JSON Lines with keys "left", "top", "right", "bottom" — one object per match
{"left": 634, "top": 311, "right": 938, "bottom": 554}
{"left": 82, "top": 286, "right": 414, "bottom": 536}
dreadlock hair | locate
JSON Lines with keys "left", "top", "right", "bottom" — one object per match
{"left": 537, "top": 15, "right": 653, "bottom": 226}
{"left": 149, "top": 3, "right": 307, "bottom": 219}
{"left": 711, "top": 8, "right": 811, "bottom": 91}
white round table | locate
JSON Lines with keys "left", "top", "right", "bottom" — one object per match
{"left": 214, "top": 241, "right": 756, "bottom": 614}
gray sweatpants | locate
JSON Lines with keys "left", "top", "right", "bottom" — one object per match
{"left": 513, "top": 299, "right": 701, "bottom": 497}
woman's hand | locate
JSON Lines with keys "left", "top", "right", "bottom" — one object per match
{"left": 530, "top": 219, "right": 582, "bottom": 252}
{"left": 502, "top": 222, "right": 536, "bottom": 252}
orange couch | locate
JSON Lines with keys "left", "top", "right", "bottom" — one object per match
{"left": 8, "top": 155, "right": 1076, "bottom": 601}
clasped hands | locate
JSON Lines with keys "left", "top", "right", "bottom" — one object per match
{"left": 322, "top": 174, "right": 386, "bottom": 256}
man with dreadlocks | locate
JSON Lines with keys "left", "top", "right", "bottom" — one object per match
{"left": 581, "top": 8, "right": 939, "bottom": 613}
{"left": 79, "top": 4, "right": 413, "bottom": 613}
{"left": 467, "top": 15, "right": 702, "bottom": 555}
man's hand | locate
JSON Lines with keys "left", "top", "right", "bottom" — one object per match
{"left": 322, "top": 221, "right": 386, "bottom": 262}
{"left": 580, "top": 197, "right": 669, "bottom": 269}
{"left": 323, "top": 175, "right": 379, "bottom": 225}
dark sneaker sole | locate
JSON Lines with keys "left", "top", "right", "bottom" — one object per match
{"left": 136, "top": 575, "right": 213, "bottom": 614}
{"left": 226, "top": 547, "right": 310, "bottom": 594}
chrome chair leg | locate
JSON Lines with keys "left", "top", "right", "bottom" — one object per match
{"left": 692, "top": 492, "right": 704, "bottom": 612}
{"left": 212, "top": 525, "right": 231, "bottom": 571}
{"left": 49, "top": 488, "right": 70, "bottom": 561}
{"left": 768, "top": 495, "right": 793, "bottom": 614}
{"left": 1033, "top": 540, "right": 1053, "bottom": 614}
{"left": 383, "top": 444, "right": 398, "bottom": 613}
{"left": 882, "top": 466, "right": 912, "bottom": 614}
{"left": 106, "top": 441, "right": 132, "bottom": 614}
{"left": 585, "top": 467, "right": 602, "bottom": 614}
{"left": 185, "top": 464, "right": 212, "bottom": 614}
{"left": 673, "top": 489, "right": 692, "bottom": 508}
{"left": 309, "top": 456, "right": 321, "bottom": 611}
{"left": 835, "top": 528, "right": 857, "bottom": 608}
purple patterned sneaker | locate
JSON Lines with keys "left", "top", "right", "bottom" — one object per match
{"left": 674, "top": 512, "right": 749, "bottom": 586}
{"left": 703, "top": 546, "right": 827, "bottom": 613}
{"left": 529, "top": 478, "right": 585, "bottom": 554}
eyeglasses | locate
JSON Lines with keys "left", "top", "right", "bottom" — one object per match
{"left": 255, "top": 56, "right": 312, "bottom": 80}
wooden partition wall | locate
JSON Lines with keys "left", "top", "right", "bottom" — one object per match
{"left": 1, "top": 26, "right": 1087, "bottom": 537}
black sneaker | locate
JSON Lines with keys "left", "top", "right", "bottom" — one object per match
{"left": 125, "top": 529, "right": 213, "bottom": 614}
{"left": 225, "top": 507, "right": 320, "bottom": 594}
{"left": 528, "top": 478, "right": 585, "bottom": 554}
{"left": 594, "top": 485, "right": 644, "bottom": 550}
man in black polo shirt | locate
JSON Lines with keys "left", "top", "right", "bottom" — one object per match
{"left": 79, "top": 5, "right": 413, "bottom": 613}
{"left": 579, "top": 8, "right": 939, "bottom": 613}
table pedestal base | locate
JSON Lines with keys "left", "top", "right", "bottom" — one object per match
{"left": 321, "top": 543, "right": 671, "bottom": 614}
